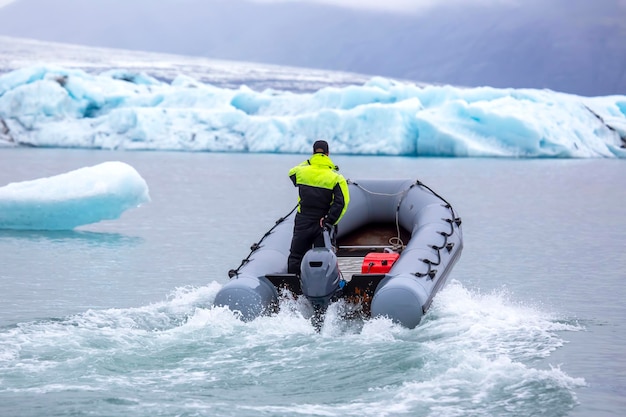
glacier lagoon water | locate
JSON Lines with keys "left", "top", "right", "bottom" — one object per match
{"left": 0, "top": 148, "right": 625, "bottom": 417}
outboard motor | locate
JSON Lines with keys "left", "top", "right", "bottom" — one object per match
{"left": 299, "top": 228, "right": 342, "bottom": 329}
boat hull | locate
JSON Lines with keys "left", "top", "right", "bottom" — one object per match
{"left": 214, "top": 179, "right": 463, "bottom": 329}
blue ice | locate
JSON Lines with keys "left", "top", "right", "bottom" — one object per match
{"left": 0, "top": 66, "right": 625, "bottom": 158}
{"left": 0, "top": 161, "right": 150, "bottom": 230}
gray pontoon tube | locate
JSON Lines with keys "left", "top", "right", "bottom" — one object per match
{"left": 214, "top": 178, "right": 463, "bottom": 328}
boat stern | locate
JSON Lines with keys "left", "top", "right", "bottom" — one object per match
{"left": 370, "top": 273, "right": 430, "bottom": 329}
{"left": 213, "top": 274, "right": 279, "bottom": 321}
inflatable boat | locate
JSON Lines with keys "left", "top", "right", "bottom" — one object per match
{"left": 214, "top": 178, "right": 463, "bottom": 329}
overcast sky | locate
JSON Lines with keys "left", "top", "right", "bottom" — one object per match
{"left": 0, "top": 0, "right": 512, "bottom": 13}
{"left": 0, "top": 0, "right": 624, "bottom": 95}
{"left": 248, "top": 0, "right": 514, "bottom": 13}
{"left": 249, "top": 0, "right": 444, "bottom": 13}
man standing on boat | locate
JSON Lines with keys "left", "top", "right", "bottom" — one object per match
{"left": 287, "top": 140, "right": 350, "bottom": 276}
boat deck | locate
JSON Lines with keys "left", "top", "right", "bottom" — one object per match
{"left": 337, "top": 257, "right": 363, "bottom": 280}
{"left": 336, "top": 222, "right": 409, "bottom": 280}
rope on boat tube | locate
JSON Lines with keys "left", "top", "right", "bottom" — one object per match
{"left": 410, "top": 180, "right": 462, "bottom": 280}
{"left": 348, "top": 179, "right": 414, "bottom": 251}
{"left": 347, "top": 179, "right": 463, "bottom": 257}
{"left": 228, "top": 179, "right": 463, "bottom": 281}
{"left": 228, "top": 204, "right": 299, "bottom": 278}
{"left": 347, "top": 179, "right": 462, "bottom": 281}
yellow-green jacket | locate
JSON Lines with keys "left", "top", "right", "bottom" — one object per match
{"left": 288, "top": 153, "right": 350, "bottom": 225}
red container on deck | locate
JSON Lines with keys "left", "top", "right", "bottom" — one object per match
{"left": 361, "top": 252, "right": 400, "bottom": 274}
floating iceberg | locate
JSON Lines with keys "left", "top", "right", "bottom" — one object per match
{"left": 0, "top": 161, "right": 150, "bottom": 230}
{"left": 0, "top": 66, "right": 625, "bottom": 158}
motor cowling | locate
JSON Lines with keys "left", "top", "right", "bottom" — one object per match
{"left": 299, "top": 230, "right": 341, "bottom": 308}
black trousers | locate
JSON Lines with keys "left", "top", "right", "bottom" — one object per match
{"left": 287, "top": 213, "right": 326, "bottom": 275}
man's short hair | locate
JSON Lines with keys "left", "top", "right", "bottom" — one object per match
{"left": 313, "top": 140, "right": 329, "bottom": 154}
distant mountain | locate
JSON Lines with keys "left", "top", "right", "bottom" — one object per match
{"left": 0, "top": 36, "right": 373, "bottom": 93}
{"left": 0, "top": 0, "right": 624, "bottom": 96}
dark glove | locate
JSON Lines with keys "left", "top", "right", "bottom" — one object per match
{"left": 322, "top": 217, "right": 334, "bottom": 231}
